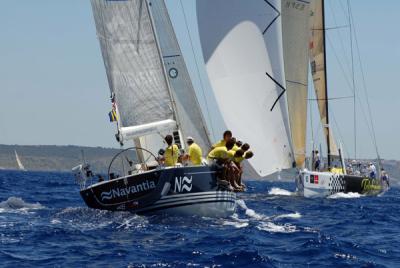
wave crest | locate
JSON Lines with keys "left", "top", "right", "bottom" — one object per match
{"left": 328, "top": 192, "right": 363, "bottom": 199}
{"left": 0, "top": 197, "right": 44, "bottom": 212}
{"left": 268, "top": 187, "right": 293, "bottom": 196}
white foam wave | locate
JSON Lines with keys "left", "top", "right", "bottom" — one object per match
{"left": 0, "top": 197, "right": 44, "bottom": 213}
{"left": 236, "top": 199, "right": 302, "bottom": 232}
{"left": 53, "top": 207, "right": 148, "bottom": 231}
{"left": 275, "top": 212, "right": 302, "bottom": 220}
{"left": 50, "top": 219, "right": 61, "bottom": 225}
{"left": 328, "top": 192, "right": 363, "bottom": 199}
{"left": 236, "top": 199, "right": 267, "bottom": 220}
{"left": 268, "top": 187, "right": 293, "bottom": 196}
{"left": 257, "top": 222, "right": 297, "bottom": 233}
{"left": 222, "top": 220, "right": 249, "bottom": 228}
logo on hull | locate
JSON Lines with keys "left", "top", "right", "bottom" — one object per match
{"left": 100, "top": 180, "right": 156, "bottom": 201}
{"left": 361, "top": 179, "right": 381, "bottom": 192}
{"left": 174, "top": 176, "right": 192, "bottom": 193}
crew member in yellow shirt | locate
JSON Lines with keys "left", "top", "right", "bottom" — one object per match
{"left": 163, "top": 134, "right": 180, "bottom": 167}
{"left": 210, "top": 130, "right": 232, "bottom": 151}
{"left": 207, "top": 139, "right": 235, "bottom": 164}
{"left": 331, "top": 165, "right": 344, "bottom": 174}
{"left": 185, "top": 136, "right": 202, "bottom": 166}
{"left": 232, "top": 149, "right": 245, "bottom": 190}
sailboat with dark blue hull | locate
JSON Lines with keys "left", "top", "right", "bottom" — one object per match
{"left": 78, "top": 164, "right": 235, "bottom": 217}
{"left": 73, "top": 0, "right": 304, "bottom": 215}
{"left": 72, "top": 0, "right": 238, "bottom": 217}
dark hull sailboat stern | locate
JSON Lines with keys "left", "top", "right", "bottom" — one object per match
{"left": 80, "top": 166, "right": 236, "bottom": 217}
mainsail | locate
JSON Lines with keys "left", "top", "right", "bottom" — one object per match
{"left": 196, "top": 0, "right": 294, "bottom": 176}
{"left": 309, "top": 0, "right": 339, "bottom": 161}
{"left": 91, "top": 0, "right": 176, "bottom": 142}
{"left": 91, "top": 0, "right": 211, "bottom": 153}
{"left": 281, "top": 0, "right": 310, "bottom": 168}
{"left": 15, "top": 150, "right": 26, "bottom": 171}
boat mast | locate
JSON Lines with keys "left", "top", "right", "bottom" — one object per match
{"left": 348, "top": 0, "right": 357, "bottom": 161}
{"left": 321, "top": 0, "right": 331, "bottom": 168}
{"left": 144, "top": 0, "right": 183, "bottom": 146}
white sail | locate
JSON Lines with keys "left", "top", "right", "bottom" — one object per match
{"left": 15, "top": 150, "right": 26, "bottom": 171}
{"left": 196, "top": 0, "right": 294, "bottom": 176}
{"left": 90, "top": 0, "right": 176, "bottom": 141}
{"left": 147, "top": 0, "right": 211, "bottom": 150}
{"left": 309, "top": 0, "right": 339, "bottom": 156}
{"left": 281, "top": 0, "right": 310, "bottom": 168}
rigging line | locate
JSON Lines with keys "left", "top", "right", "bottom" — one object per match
{"left": 326, "top": 0, "right": 353, "bottom": 75}
{"left": 178, "top": 0, "right": 215, "bottom": 140}
{"left": 308, "top": 96, "right": 354, "bottom": 101}
{"left": 312, "top": 25, "right": 349, "bottom": 31}
{"left": 349, "top": 5, "right": 380, "bottom": 158}
{"left": 330, "top": 111, "right": 350, "bottom": 158}
{"left": 348, "top": 0, "right": 357, "bottom": 160}
{"left": 265, "top": 72, "right": 286, "bottom": 111}
{"left": 326, "top": 36, "right": 353, "bottom": 90}
{"left": 326, "top": 35, "right": 376, "bottom": 144}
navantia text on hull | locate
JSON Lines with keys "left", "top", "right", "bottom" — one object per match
{"left": 101, "top": 180, "right": 156, "bottom": 201}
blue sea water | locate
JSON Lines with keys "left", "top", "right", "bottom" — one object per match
{"left": 0, "top": 170, "right": 399, "bottom": 267}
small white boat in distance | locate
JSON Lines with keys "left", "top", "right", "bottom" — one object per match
{"left": 15, "top": 150, "right": 26, "bottom": 171}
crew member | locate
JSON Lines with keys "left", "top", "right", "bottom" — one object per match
{"left": 185, "top": 136, "right": 202, "bottom": 166}
{"left": 381, "top": 170, "right": 390, "bottom": 187}
{"left": 232, "top": 149, "right": 246, "bottom": 191}
{"left": 207, "top": 139, "right": 235, "bottom": 163}
{"left": 230, "top": 137, "right": 240, "bottom": 152}
{"left": 211, "top": 130, "right": 233, "bottom": 150}
{"left": 163, "top": 134, "right": 180, "bottom": 167}
{"left": 314, "top": 150, "right": 321, "bottom": 171}
{"left": 368, "top": 162, "right": 377, "bottom": 178}
{"left": 236, "top": 140, "right": 243, "bottom": 148}
{"left": 244, "top": 151, "right": 254, "bottom": 160}
{"left": 241, "top": 143, "right": 250, "bottom": 153}
{"left": 331, "top": 164, "right": 344, "bottom": 174}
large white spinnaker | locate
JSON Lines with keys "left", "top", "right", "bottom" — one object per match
{"left": 196, "top": 0, "right": 294, "bottom": 176}
{"left": 91, "top": 0, "right": 177, "bottom": 144}
{"left": 309, "top": 0, "right": 339, "bottom": 158}
{"left": 281, "top": 0, "right": 310, "bottom": 168}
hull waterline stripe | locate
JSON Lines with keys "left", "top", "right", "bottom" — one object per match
{"left": 137, "top": 199, "right": 236, "bottom": 214}
{"left": 90, "top": 190, "right": 234, "bottom": 207}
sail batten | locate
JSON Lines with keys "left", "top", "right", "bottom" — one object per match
{"left": 282, "top": 0, "right": 310, "bottom": 168}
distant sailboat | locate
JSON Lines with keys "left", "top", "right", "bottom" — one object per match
{"left": 15, "top": 150, "right": 26, "bottom": 171}
{"left": 285, "top": 0, "right": 387, "bottom": 197}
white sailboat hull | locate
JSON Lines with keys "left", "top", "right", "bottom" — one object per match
{"left": 297, "top": 170, "right": 386, "bottom": 198}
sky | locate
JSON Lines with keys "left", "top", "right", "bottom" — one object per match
{"left": 0, "top": 0, "right": 399, "bottom": 160}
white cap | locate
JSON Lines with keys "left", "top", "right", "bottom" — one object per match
{"left": 186, "top": 136, "right": 194, "bottom": 142}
